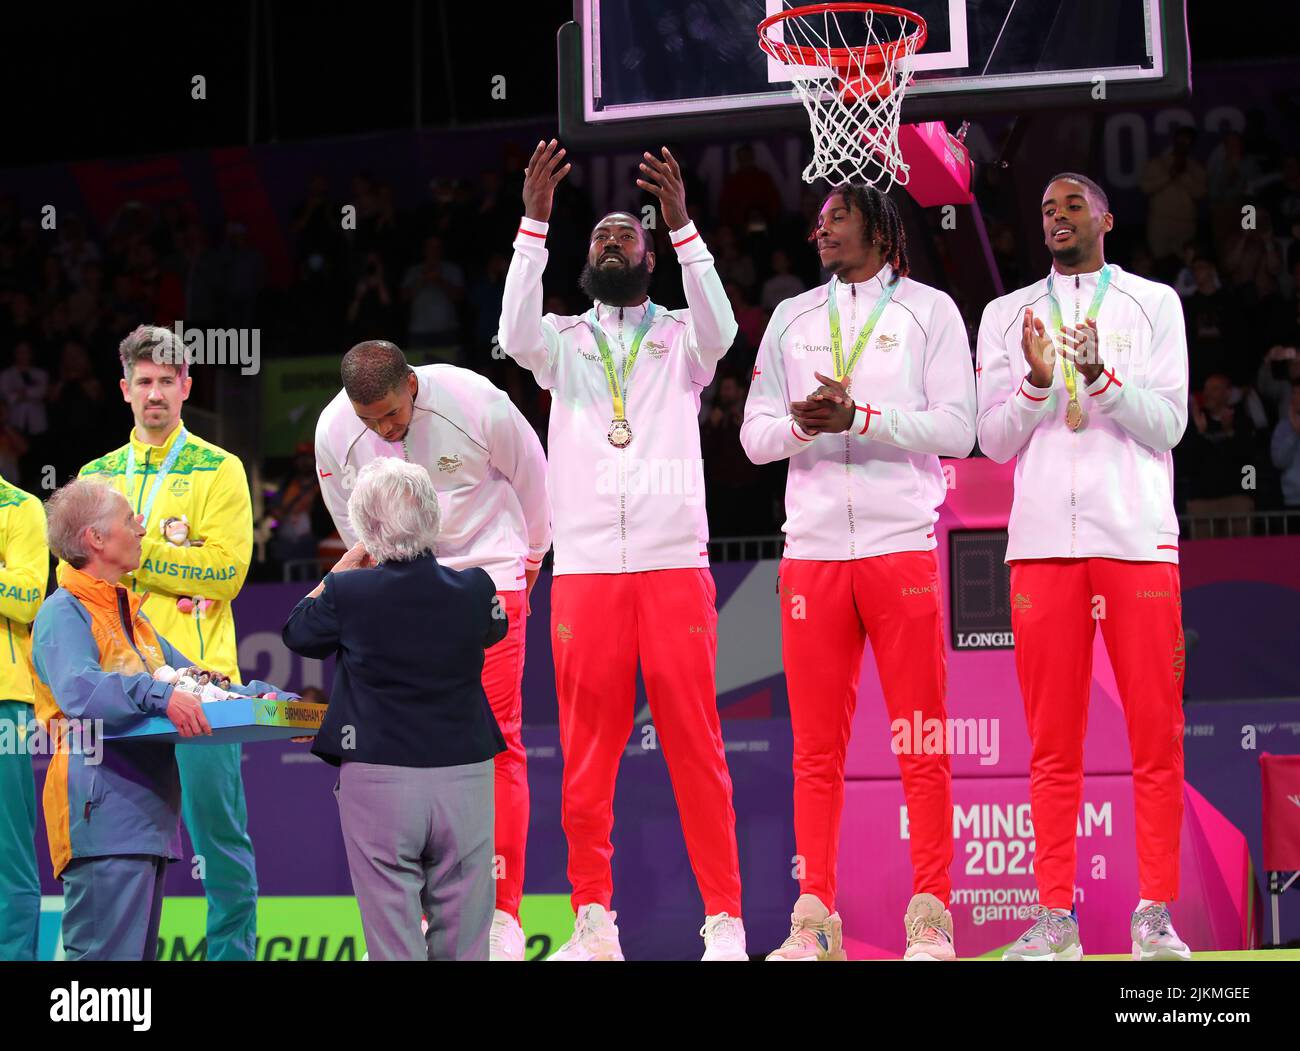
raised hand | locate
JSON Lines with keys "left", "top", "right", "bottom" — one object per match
{"left": 1021, "top": 308, "right": 1055, "bottom": 388}
{"left": 637, "top": 147, "right": 689, "bottom": 231}
{"left": 523, "top": 139, "right": 571, "bottom": 222}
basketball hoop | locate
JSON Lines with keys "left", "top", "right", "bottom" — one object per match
{"left": 758, "top": 2, "right": 927, "bottom": 190}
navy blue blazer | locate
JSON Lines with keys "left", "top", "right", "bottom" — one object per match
{"left": 281, "top": 553, "right": 508, "bottom": 768}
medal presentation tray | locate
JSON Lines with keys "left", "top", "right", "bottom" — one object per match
{"left": 103, "top": 697, "right": 327, "bottom": 745}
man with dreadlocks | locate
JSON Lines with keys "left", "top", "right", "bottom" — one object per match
{"left": 742, "top": 182, "right": 976, "bottom": 962}
{"left": 315, "top": 339, "right": 551, "bottom": 961}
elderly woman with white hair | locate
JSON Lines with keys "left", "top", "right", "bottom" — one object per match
{"left": 282, "top": 457, "right": 507, "bottom": 961}
{"left": 30, "top": 478, "right": 290, "bottom": 960}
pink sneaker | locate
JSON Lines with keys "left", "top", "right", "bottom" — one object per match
{"left": 765, "top": 894, "right": 848, "bottom": 961}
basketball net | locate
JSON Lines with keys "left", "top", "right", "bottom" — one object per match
{"left": 760, "top": 3, "right": 927, "bottom": 190}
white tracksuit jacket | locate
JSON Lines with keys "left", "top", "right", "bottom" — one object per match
{"left": 497, "top": 216, "right": 738, "bottom": 575}
{"left": 975, "top": 263, "right": 1189, "bottom": 563}
{"left": 315, "top": 363, "right": 552, "bottom": 591}
{"left": 741, "top": 265, "right": 977, "bottom": 560}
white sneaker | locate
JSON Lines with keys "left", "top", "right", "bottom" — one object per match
{"left": 489, "top": 909, "right": 526, "bottom": 961}
{"left": 700, "top": 913, "right": 748, "bottom": 961}
{"left": 1131, "top": 903, "right": 1192, "bottom": 960}
{"left": 547, "top": 904, "right": 625, "bottom": 961}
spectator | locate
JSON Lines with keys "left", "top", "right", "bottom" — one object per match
{"left": 55, "top": 215, "right": 101, "bottom": 288}
{"left": 107, "top": 271, "right": 149, "bottom": 333}
{"left": 400, "top": 236, "right": 463, "bottom": 351}
{"left": 1138, "top": 125, "right": 1207, "bottom": 272}
{"left": 1181, "top": 374, "right": 1257, "bottom": 536}
{"left": 357, "top": 183, "right": 404, "bottom": 277}
{"left": 1173, "top": 242, "right": 1204, "bottom": 299}
{"left": 290, "top": 174, "right": 341, "bottom": 266}
{"left": 0, "top": 340, "right": 49, "bottom": 481}
{"left": 469, "top": 252, "right": 510, "bottom": 354}
{"left": 36, "top": 255, "right": 67, "bottom": 315}
{"left": 48, "top": 340, "right": 106, "bottom": 484}
{"left": 130, "top": 243, "right": 184, "bottom": 327}
{"left": 1206, "top": 131, "right": 1259, "bottom": 256}
{"left": 66, "top": 260, "right": 105, "bottom": 335}
{"left": 266, "top": 442, "right": 332, "bottom": 572}
{"left": 1183, "top": 255, "right": 1242, "bottom": 388}
{"left": 180, "top": 223, "right": 224, "bottom": 328}
{"left": 1224, "top": 207, "right": 1283, "bottom": 305}
{"left": 219, "top": 221, "right": 266, "bottom": 328}
{"left": 0, "top": 401, "right": 28, "bottom": 483}
{"left": 702, "top": 373, "right": 764, "bottom": 538}
{"left": 720, "top": 145, "right": 783, "bottom": 229}
{"left": 725, "top": 281, "right": 767, "bottom": 359}
{"left": 1260, "top": 154, "right": 1300, "bottom": 242}
{"left": 1, "top": 292, "right": 40, "bottom": 351}
{"left": 1271, "top": 384, "right": 1300, "bottom": 508}
{"left": 761, "top": 249, "right": 806, "bottom": 312}
{"left": 346, "top": 251, "right": 396, "bottom": 341}
{"left": 711, "top": 225, "right": 756, "bottom": 296}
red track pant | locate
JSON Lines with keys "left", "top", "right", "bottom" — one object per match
{"left": 484, "top": 588, "right": 528, "bottom": 920}
{"left": 1009, "top": 558, "right": 1185, "bottom": 910}
{"left": 551, "top": 569, "right": 742, "bottom": 916}
{"left": 780, "top": 552, "right": 953, "bottom": 912}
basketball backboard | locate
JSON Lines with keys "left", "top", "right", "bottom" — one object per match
{"left": 558, "top": 0, "right": 1190, "bottom": 145}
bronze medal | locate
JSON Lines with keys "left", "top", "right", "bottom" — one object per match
{"left": 608, "top": 418, "right": 633, "bottom": 448}
{"left": 1066, "top": 398, "right": 1086, "bottom": 431}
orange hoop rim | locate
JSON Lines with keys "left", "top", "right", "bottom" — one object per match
{"left": 757, "top": 2, "right": 928, "bottom": 78}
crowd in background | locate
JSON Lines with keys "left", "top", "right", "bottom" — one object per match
{"left": 2, "top": 118, "right": 1299, "bottom": 577}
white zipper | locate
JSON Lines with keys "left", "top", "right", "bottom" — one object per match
{"left": 844, "top": 282, "right": 858, "bottom": 559}
{"left": 616, "top": 306, "right": 628, "bottom": 573}
{"left": 1068, "top": 275, "right": 1082, "bottom": 558}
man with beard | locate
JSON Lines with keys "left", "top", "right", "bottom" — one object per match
{"left": 498, "top": 139, "right": 745, "bottom": 961}
{"left": 741, "top": 183, "right": 975, "bottom": 961}
{"left": 976, "top": 173, "right": 1191, "bottom": 960}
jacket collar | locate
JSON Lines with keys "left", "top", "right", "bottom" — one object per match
{"left": 129, "top": 418, "right": 187, "bottom": 459}
{"left": 58, "top": 563, "right": 148, "bottom": 621}
{"left": 831, "top": 262, "right": 896, "bottom": 296}
{"left": 593, "top": 298, "right": 652, "bottom": 325}
{"left": 1045, "top": 262, "right": 1120, "bottom": 289}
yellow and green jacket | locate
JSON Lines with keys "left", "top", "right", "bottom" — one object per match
{"left": 0, "top": 478, "right": 48, "bottom": 703}
{"left": 77, "top": 421, "right": 252, "bottom": 681}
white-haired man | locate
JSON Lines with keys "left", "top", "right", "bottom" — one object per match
{"left": 282, "top": 458, "right": 508, "bottom": 961}
{"left": 33, "top": 479, "right": 289, "bottom": 960}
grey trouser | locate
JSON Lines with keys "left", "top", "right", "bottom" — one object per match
{"left": 336, "top": 759, "right": 495, "bottom": 961}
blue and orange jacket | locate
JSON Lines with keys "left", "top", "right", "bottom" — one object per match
{"left": 0, "top": 478, "right": 47, "bottom": 703}
{"left": 31, "top": 564, "right": 278, "bottom": 880}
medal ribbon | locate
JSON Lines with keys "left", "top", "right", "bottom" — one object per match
{"left": 1046, "top": 264, "right": 1111, "bottom": 404}
{"left": 827, "top": 275, "right": 899, "bottom": 384}
{"left": 126, "top": 426, "right": 189, "bottom": 528}
{"left": 583, "top": 303, "right": 656, "bottom": 423}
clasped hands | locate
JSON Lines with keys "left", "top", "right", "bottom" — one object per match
{"left": 791, "top": 371, "right": 856, "bottom": 435}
